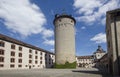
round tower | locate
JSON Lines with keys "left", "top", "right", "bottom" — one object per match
{"left": 53, "top": 14, "right": 76, "bottom": 66}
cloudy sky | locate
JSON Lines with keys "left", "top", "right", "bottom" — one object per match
{"left": 0, "top": 0, "right": 120, "bottom": 56}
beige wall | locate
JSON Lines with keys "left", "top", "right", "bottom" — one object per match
{"left": 0, "top": 39, "right": 54, "bottom": 70}
{"left": 106, "top": 12, "right": 120, "bottom": 75}
{"left": 54, "top": 17, "right": 76, "bottom": 64}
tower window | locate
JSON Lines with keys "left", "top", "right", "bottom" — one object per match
{"left": 0, "top": 41, "right": 5, "bottom": 47}
{"left": 59, "top": 19, "right": 61, "bottom": 22}
{"left": 71, "top": 20, "right": 73, "bottom": 23}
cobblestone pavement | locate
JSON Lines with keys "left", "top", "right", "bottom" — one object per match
{"left": 0, "top": 68, "right": 112, "bottom": 77}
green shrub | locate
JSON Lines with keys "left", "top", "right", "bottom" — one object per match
{"left": 54, "top": 61, "right": 76, "bottom": 69}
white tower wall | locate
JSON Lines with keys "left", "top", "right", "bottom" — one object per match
{"left": 54, "top": 15, "right": 76, "bottom": 64}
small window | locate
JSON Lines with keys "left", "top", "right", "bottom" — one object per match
{"left": 35, "top": 61, "right": 38, "bottom": 64}
{"left": 29, "top": 60, "right": 32, "bottom": 63}
{"left": 35, "top": 56, "right": 38, "bottom": 59}
{"left": 45, "top": 53, "right": 47, "bottom": 56}
{"left": 11, "top": 44, "right": 15, "bottom": 49}
{"left": 0, "top": 49, "right": 4, "bottom": 55}
{"left": 40, "top": 61, "right": 42, "bottom": 64}
{"left": 35, "top": 51, "right": 37, "bottom": 54}
{"left": 18, "top": 65, "right": 22, "bottom": 67}
{"left": 59, "top": 19, "right": 61, "bottom": 22}
{"left": 71, "top": 20, "right": 73, "bottom": 23}
{"left": 40, "top": 57, "right": 42, "bottom": 60}
{"left": 10, "top": 64, "right": 15, "bottom": 68}
{"left": 18, "top": 59, "right": 22, "bottom": 63}
{"left": 0, "top": 57, "right": 4, "bottom": 62}
{"left": 0, "top": 41, "right": 5, "bottom": 47}
{"left": 40, "top": 52, "right": 42, "bottom": 55}
{"left": 18, "top": 53, "right": 22, "bottom": 57}
{"left": 49, "top": 55, "right": 50, "bottom": 57}
{"left": 19, "top": 46, "right": 22, "bottom": 51}
{"left": 0, "top": 64, "right": 4, "bottom": 67}
{"left": 29, "top": 49, "right": 32, "bottom": 53}
{"left": 29, "top": 55, "right": 32, "bottom": 58}
{"left": 10, "top": 58, "right": 15, "bottom": 63}
{"left": 11, "top": 51, "right": 15, "bottom": 56}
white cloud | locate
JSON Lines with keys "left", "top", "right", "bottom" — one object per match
{"left": 0, "top": 0, "right": 54, "bottom": 46}
{"left": 73, "top": 0, "right": 120, "bottom": 25}
{"left": 43, "top": 39, "right": 54, "bottom": 46}
{"left": 42, "top": 29, "right": 54, "bottom": 38}
{"left": 50, "top": 48, "right": 54, "bottom": 52}
{"left": 90, "top": 33, "right": 106, "bottom": 43}
{"left": 42, "top": 29, "right": 54, "bottom": 46}
{"left": 0, "top": 0, "right": 47, "bottom": 36}
{"left": 81, "top": 26, "right": 86, "bottom": 29}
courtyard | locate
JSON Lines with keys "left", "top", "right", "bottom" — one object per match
{"left": 0, "top": 68, "right": 112, "bottom": 77}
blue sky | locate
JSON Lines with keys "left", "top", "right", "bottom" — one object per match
{"left": 0, "top": 0, "right": 120, "bottom": 56}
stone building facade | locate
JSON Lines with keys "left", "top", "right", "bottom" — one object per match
{"left": 106, "top": 9, "right": 120, "bottom": 76}
{"left": 93, "top": 45, "right": 106, "bottom": 60}
{"left": 95, "top": 53, "right": 108, "bottom": 71}
{"left": 0, "top": 33, "right": 55, "bottom": 70}
{"left": 76, "top": 45, "right": 106, "bottom": 68}
{"left": 76, "top": 55, "right": 94, "bottom": 68}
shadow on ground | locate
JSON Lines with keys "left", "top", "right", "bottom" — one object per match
{"left": 72, "top": 69, "right": 113, "bottom": 77}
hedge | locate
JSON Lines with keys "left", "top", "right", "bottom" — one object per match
{"left": 54, "top": 61, "right": 76, "bottom": 69}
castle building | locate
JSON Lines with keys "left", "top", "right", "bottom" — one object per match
{"left": 53, "top": 14, "right": 76, "bottom": 65}
{"left": 93, "top": 45, "right": 106, "bottom": 60}
{"left": 76, "top": 55, "right": 94, "bottom": 68}
{"left": 95, "top": 53, "right": 108, "bottom": 72}
{"left": 76, "top": 45, "right": 106, "bottom": 68}
{"left": 0, "top": 33, "right": 55, "bottom": 69}
{"left": 106, "top": 9, "right": 120, "bottom": 76}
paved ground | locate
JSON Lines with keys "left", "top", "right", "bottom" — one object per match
{"left": 0, "top": 68, "right": 112, "bottom": 77}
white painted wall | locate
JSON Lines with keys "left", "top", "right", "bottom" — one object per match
{"left": 0, "top": 39, "right": 54, "bottom": 70}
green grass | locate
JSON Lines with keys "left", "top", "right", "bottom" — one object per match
{"left": 54, "top": 61, "right": 76, "bottom": 69}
